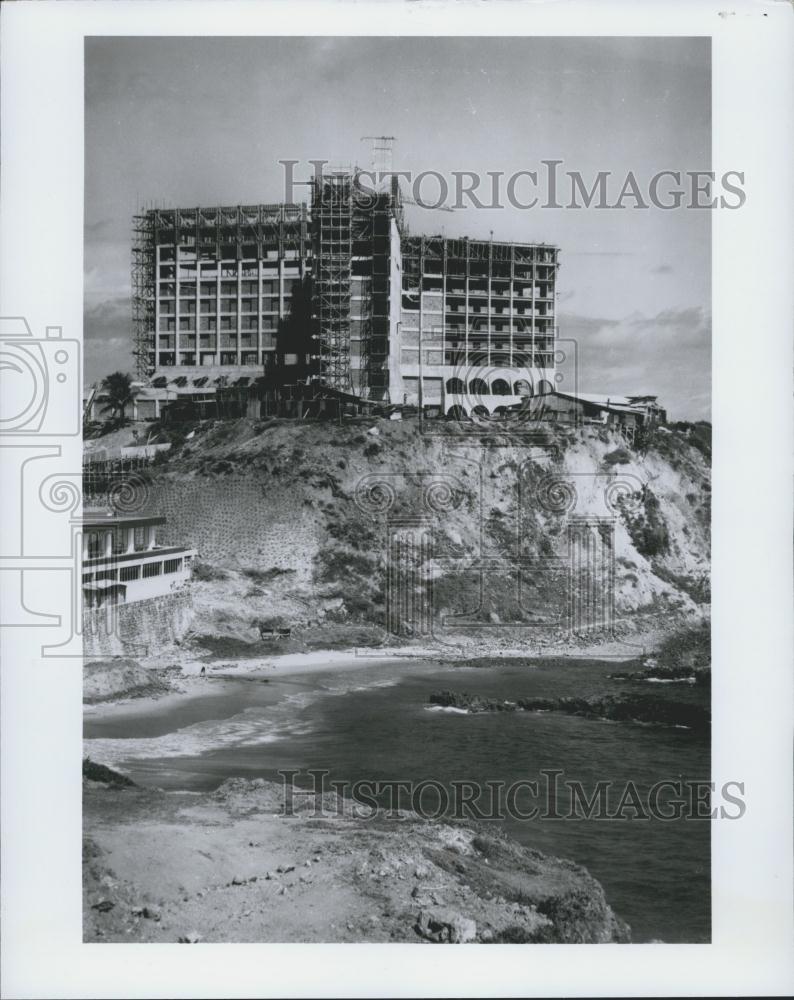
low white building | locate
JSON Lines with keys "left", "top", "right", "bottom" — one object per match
{"left": 81, "top": 512, "right": 196, "bottom": 609}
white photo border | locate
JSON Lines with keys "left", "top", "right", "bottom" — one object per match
{"left": 1, "top": 1, "right": 792, "bottom": 997}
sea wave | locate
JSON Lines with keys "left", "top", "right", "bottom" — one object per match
{"left": 84, "top": 707, "right": 314, "bottom": 765}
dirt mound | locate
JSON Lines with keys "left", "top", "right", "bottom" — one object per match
{"left": 83, "top": 658, "right": 174, "bottom": 704}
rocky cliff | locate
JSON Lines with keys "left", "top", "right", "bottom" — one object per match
{"left": 84, "top": 773, "right": 629, "bottom": 944}
{"left": 121, "top": 416, "right": 710, "bottom": 652}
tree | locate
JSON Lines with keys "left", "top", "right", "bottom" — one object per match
{"left": 100, "top": 371, "right": 134, "bottom": 422}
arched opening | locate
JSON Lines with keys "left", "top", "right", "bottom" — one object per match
{"left": 492, "top": 406, "right": 511, "bottom": 419}
{"left": 513, "top": 379, "right": 533, "bottom": 397}
{"left": 471, "top": 405, "right": 490, "bottom": 420}
{"left": 445, "top": 377, "right": 465, "bottom": 394}
{"left": 537, "top": 379, "right": 554, "bottom": 396}
{"left": 491, "top": 379, "right": 511, "bottom": 396}
{"left": 446, "top": 404, "right": 468, "bottom": 421}
{"left": 469, "top": 378, "right": 489, "bottom": 395}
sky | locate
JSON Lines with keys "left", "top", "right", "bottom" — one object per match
{"left": 85, "top": 36, "right": 711, "bottom": 420}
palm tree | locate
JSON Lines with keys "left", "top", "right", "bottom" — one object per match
{"left": 100, "top": 371, "right": 134, "bottom": 423}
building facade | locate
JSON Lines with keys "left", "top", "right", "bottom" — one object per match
{"left": 399, "top": 235, "right": 558, "bottom": 416}
{"left": 82, "top": 512, "right": 196, "bottom": 609}
{"left": 133, "top": 203, "right": 310, "bottom": 377}
{"left": 131, "top": 171, "right": 560, "bottom": 415}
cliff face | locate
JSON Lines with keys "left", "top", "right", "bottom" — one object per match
{"left": 134, "top": 417, "right": 709, "bottom": 649}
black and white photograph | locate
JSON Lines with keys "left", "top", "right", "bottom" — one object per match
{"left": 81, "top": 33, "right": 713, "bottom": 946}
{"left": 1, "top": 3, "right": 792, "bottom": 998}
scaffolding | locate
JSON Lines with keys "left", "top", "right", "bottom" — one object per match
{"left": 311, "top": 173, "right": 354, "bottom": 392}
{"left": 131, "top": 211, "right": 156, "bottom": 379}
{"left": 355, "top": 185, "right": 399, "bottom": 400}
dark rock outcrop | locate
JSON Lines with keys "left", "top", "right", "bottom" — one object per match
{"left": 429, "top": 689, "right": 709, "bottom": 730}
{"left": 82, "top": 758, "right": 136, "bottom": 787}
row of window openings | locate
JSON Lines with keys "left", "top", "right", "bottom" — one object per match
{"left": 403, "top": 310, "right": 554, "bottom": 322}
{"left": 158, "top": 248, "right": 305, "bottom": 262}
{"left": 85, "top": 529, "right": 153, "bottom": 557}
{"left": 402, "top": 337, "right": 553, "bottom": 350}
{"left": 160, "top": 279, "right": 299, "bottom": 293}
{"left": 159, "top": 281, "right": 298, "bottom": 301}
{"left": 402, "top": 322, "right": 556, "bottom": 335}
{"left": 159, "top": 319, "right": 278, "bottom": 332}
{"left": 159, "top": 302, "right": 283, "bottom": 316}
{"left": 402, "top": 259, "right": 557, "bottom": 276}
{"left": 157, "top": 352, "right": 279, "bottom": 366}
{"left": 404, "top": 290, "right": 554, "bottom": 304}
{"left": 157, "top": 263, "right": 300, "bottom": 284}
{"left": 160, "top": 255, "right": 554, "bottom": 275}
{"left": 83, "top": 558, "right": 185, "bottom": 584}
{"left": 158, "top": 281, "right": 374, "bottom": 297}
{"left": 401, "top": 349, "right": 553, "bottom": 364}
{"left": 156, "top": 334, "right": 275, "bottom": 345}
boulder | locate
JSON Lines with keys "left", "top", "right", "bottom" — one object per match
{"left": 415, "top": 907, "right": 477, "bottom": 944}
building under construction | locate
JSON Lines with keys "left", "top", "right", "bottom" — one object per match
{"left": 131, "top": 168, "right": 560, "bottom": 417}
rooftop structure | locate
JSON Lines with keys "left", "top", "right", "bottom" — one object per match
{"left": 524, "top": 390, "right": 667, "bottom": 434}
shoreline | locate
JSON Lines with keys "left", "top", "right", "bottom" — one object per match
{"left": 82, "top": 625, "right": 677, "bottom": 719}
{"left": 82, "top": 620, "right": 709, "bottom": 944}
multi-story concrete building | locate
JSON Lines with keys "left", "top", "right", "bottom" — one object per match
{"left": 131, "top": 170, "right": 560, "bottom": 417}
{"left": 133, "top": 203, "right": 310, "bottom": 377}
{"left": 399, "top": 235, "right": 558, "bottom": 416}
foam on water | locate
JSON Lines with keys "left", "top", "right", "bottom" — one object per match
{"left": 84, "top": 671, "right": 401, "bottom": 766}
{"left": 84, "top": 706, "right": 315, "bottom": 764}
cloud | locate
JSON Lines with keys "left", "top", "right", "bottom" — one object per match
{"left": 558, "top": 306, "right": 711, "bottom": 421}
{"left": 83, "top": 296, "right": 139, "bottom": 385}
{"left": 85, "top": 218, "right": 116, "bottom": 239}
{"left": 84, "top": 296, "right": 131, "bottom": 343}
{"left": 567, "top": 251, "right": 633, "bottom": 257}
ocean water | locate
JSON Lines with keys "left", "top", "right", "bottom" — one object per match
{"left": 84, "top": 657, "right": 710, "bottom": 943}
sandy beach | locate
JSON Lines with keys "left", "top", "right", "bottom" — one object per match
{"left": 83, "top": 620, "right": 679, "bottom": 722}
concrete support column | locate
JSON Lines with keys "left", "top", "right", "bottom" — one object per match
{"left": 236, "top": 258, "right": 242, "bottom": 366}
{"left": 146, "top": 526, "right": 157, "bottom": 550}
{"left": 278, "top": 258, "right": 285, "bottom": 324}
{"left": 104, "top": 531, "right": 113, "bottom": 559}
{"left": 215, "top": 254, "right": 222, "bottom": 365}
{"left": 175, "top": 241, "right": 181, "bottom": 365}
{"left": 531, "top": 258, "right": 536, "bottom": 372}
{"left": 257, "top": 256, "right": 263, "bottom": 367}
{"left": 125, "top": 528, "right": 136, "bottom": 553}
{"left": 154, "top": 243, "right": 161, "bottom": 365}
{"left": 82, "top": 533, "right": 90, "bottom": 560}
